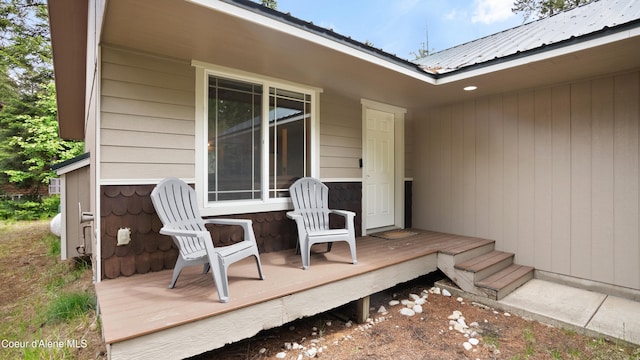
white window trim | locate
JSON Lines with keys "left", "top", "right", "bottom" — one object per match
{"left": 193, "top": 61, "right": 321, "bottom": 216}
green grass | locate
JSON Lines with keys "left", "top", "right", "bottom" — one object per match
{"left": 0, "top": 220, "right": 101, "bottom": 359}
{"left": 44, "top": 291, "right": 96, "bottom": 324}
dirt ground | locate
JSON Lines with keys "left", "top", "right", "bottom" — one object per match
{"left": 192, "top": 273, "right": 640, "bottom": 360}
{"left": 3, "top": 221, "right": 639, "bottom": 360}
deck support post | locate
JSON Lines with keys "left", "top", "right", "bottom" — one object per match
{"left": 356, "top": 295, "right": 370, "bottom": 323}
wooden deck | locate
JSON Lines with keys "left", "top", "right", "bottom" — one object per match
{"left": 96, "top": 230, "right": 490, "bottom": 360}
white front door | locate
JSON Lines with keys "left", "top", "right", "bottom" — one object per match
{"left": 364, "top": 108, "right": 395, "bottom": 229}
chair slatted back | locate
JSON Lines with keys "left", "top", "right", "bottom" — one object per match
{"left": 290, "top": 178, "right": 330, "bottom": 232}
{"left": 151, "top": 178, "right": 209, "bottom": 259}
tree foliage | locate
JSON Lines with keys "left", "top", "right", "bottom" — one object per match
{"left": 512, "top": 0, "right": 593, "bottom": 21}
{"left": 260, "top": 0, "right": 277, "bottom": 10}
{"left": 0, "top": 0, "right": 83, "bottom": 195}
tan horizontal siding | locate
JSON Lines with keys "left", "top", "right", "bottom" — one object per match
{"left": 101, "top": 146, "right": 195, "bottom": 164}
{"left": 413, "top": 70, "right": 640, "bottom": 290}
{"left": 319, "top": 92, "right": 362, "bottom": 179}
{"left": 100, "top": 47, "right": 195, "bottom": 180}
{"left": 101, "top": 113, "right": 194, "bottom": 135}
{"left": 101, "top": 163, "right": 194, "bottom": 180}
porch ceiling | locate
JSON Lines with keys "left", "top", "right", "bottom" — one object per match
{"left": 102, "top": 0, "right": 640, "bottom": 111}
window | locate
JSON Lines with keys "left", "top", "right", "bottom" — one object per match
{"left": 198, "top": 66, "right": 319, "bottom": 212}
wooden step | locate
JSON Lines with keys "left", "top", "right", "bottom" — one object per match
{"left": 475, "top": 264, "right": 534, "bottom": 300}
{"left": 438, "top": 238, "right": 494, "bottom": 256}
{"left": 454, "top": 250, "right": 514, "bottom": 281}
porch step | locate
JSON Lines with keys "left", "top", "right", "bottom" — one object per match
{"left": 436, "top": 237, "right": 534, "bottom": 301}
{"left": 475, "top": 264, "right": 534, "bottom": 300}
{"left": 454, "top": 251, "right": 514, "bottom": 281}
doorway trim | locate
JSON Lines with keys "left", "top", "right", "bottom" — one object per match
{"left": 361, "top": 98, "right": 406, "bottom": 236}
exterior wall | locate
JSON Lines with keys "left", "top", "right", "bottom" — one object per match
{"left": 99, "top": 182, "right": 361, "bottom": 279}
{"left": 62, "top": 166, "right": 91, "bottom": 259}
{"left": 413, "top": 69, "right": 640, "bottom": 290}
{"left": 319, "top": 92, "right": 362, "bottom": 179}
{"left": 100, "top": 47, "right": 196, "bottom": 181}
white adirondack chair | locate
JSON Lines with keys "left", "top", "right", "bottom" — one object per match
{"left": 287, "top": 177, "right": 357, "bottom": 270}
{"left": 150, "top": 177, "right": 264, "bottom": 303}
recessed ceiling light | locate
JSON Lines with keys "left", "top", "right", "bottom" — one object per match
{"left": 464, "top": 85, "right": 478, "bottom": 91}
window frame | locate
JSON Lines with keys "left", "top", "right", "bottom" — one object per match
{"left": 193, "top": 61, "right": 321, "bottom": 216}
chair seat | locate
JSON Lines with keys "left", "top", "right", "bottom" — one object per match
{"left": 307, "top": 229, "right": 350, "bottom": 238}
{"left": 216, "top": 241, "right": 255, "bottom": 257}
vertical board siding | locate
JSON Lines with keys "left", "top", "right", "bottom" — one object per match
{"left": 570, "top": 81, "right": 592, "bottom": 279}
{"left": 101, "top": 47, "right": 196, "bottom": 180}
{"left": 613, "top": 73, "right": 640, "bottom": 289}
{"left": 591, "top": 77, "right": 615, "bottom": 284}
{"left": 413, "top": 70, "right": 640, "bottom": 290}
{"left": 550, "top": 85, "right": 572, "bottom": 275}
{"left": 534, "top": 88, "right": 552, "bottom": 271}
{"left": 488, "top": 96, "right": 504, "bottom": 243}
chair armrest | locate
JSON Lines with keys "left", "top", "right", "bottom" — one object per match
{"left": 159, "top": 227, "right": 208, "bottom": 238}
{"left": 203, "top": 218, "right": 253, "bottom": 227}
{"left": 201, "top": 218, "right": 257, "bottom": 244}
{"left": 329, "top": 209, "right": 356, "bottom": 218}
{"left": 286, "top": 211, "right": 302, "bottom": 220}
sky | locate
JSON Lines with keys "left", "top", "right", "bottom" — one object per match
{"left": 274, "top": 0, "right": 527, "bottom": 60}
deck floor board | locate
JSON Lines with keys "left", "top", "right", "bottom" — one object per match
{"left": 96, "top": 230, "right": 481, "bottom": 344}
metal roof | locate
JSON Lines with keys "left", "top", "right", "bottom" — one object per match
{"left": 416, "top": 0, "right": 640, "bottom": 75}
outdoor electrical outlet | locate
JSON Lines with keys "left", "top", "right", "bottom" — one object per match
{"left": 117, "top": 228, "right": 131, "bottom": 246}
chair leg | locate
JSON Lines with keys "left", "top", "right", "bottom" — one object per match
{"left": 253, "top": 253, "right": 265, "bottom": 280}
{"left": 206, "top": 255, "right": 229, "bottom": 303}
{"left": 326, "top": 242, "right": 333, "bottom": 252}
{"left": 301, "top": 239, "right": 311, "bottom": 270}
{"left": 169, "top": 257, "right": 187, "bottom": 288}
{"left": 348, "top": 240, "right": 357, "bottom": 265}
{"left": 202, "top": 263, "right": 210, "bottom": 274}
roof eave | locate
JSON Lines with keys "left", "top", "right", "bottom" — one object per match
{"left": 47, "top": 0, "right": 88, "bottom": 141}
{"left": 430, "top": 19, "right": 640, "bottom": 82}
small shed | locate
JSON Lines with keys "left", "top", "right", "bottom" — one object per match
{"left": 52, "top": 153, "right": 92, "bottom": 260}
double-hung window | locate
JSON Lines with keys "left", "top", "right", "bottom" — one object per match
{"left": 195, "top": 63, "right": 319, "bottom": 215}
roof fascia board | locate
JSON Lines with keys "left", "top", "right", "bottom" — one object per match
{"left": 54, "top": 153, "right": 91, "bottom": 175}
{"left": 435, "top": 25, "right": 640, "bottom": 85}
{"left": 186, "top": 0, "right": 437, "bottom": 85}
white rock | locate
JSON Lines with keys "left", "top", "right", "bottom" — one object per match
{"left": 345, "top": 321, "right": 353, "bottom": 328}
{"left": 415, "top": 297, "right": 426, "bottom": 305}
{"left": 442, "top": 289, "right": 452, "bottom": 297}
{"left": 504, "top": 312, "right": 511, "bottom": 317}
{"left": 430, "top": 287, "right": 441, "bottom": 295}
{"left": 413, "top": 304, "right": 423, "bottom": 313}
{"left": 470, "top": 321, "right": 479, "bottom": 328}
{"left": 305, "top": 347, "right": 318, "bottom": 357}
{"left": 401, "top": 299, "right": 414, "bottom": 307}
{"left": 399, "top": 308, "right": 416, "bottom": 316}
{"left": 457, "top": 318, "right": 468, "bottom": 328}
{"left": 409, "top": 293, "right": 421, "bottom": 301}
{"left": 377, "top": 305, "right": 388, "bottom": 314}
{"left": 259, "top": 348, "right": 267, "bottom": 354}
{"left": 325, "top": 320, "right": 332, "bottom": 326}
{"left": 457, "top": 297, "right": 464, "bottom": 302}
{"left": 292, "top": 342, "right": 303, "bottom": 350}
{"left": 284, "top": 342, "right": 292, "bottom": 350}
{"left": 276, "top": 352, "right": 287, "bottom": 359}
{"left": 454, "top": 323, "right": 467, "bottom": 333}
{"left": 463, "top": 342, "right": 473, "bottom": 351}
{"left": 388, "top": 300, "right": 400, "bottom": 306}
{"left": 448, "top": 310, "right": 463, "bottom": 320}
{"left": 469, "top": 338, "right": 480, "bottom": 346}
{"left": 297, "top": 355, "right": 303, "bottom": 360}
